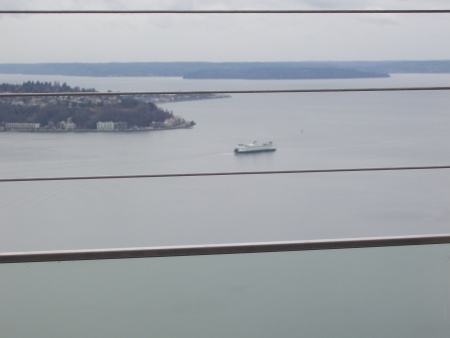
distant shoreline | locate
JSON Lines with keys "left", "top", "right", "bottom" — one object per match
{"left": 1, "top": 125, "right": 195, "bottom": 133}
{"left": 1, "top": 61, "right": 448, "bottom": 79}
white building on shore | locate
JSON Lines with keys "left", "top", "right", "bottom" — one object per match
{"left": 96, "top": 121, "right": 115, "bottom": 131}
{"left": 5, "top": 123, "right": 40, "bottom": 130}
{"left": 57, "top": 118, "right": 76, "bottom": 131}
{"left": 96, "top": 121, "right": 128, "bottom": 131}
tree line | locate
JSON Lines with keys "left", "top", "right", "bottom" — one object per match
{"left": 0, "top": 81, "right": 95, "bottom": 93}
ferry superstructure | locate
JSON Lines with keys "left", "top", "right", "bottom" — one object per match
{"left": 234, "top": 141, "right": 276, "bottom": 153}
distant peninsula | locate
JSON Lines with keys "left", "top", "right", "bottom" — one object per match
{"left": 0, "top": 81, "right": 196, "bottom": 132}
{"left": 0, "top": 60, "right": 449, "bottom": 79}
{"left": 183, "top": 67, "right": 389, "bottom": 80}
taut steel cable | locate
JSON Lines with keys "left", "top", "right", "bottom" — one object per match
{"left": 1, "top": 166, "right": 449, "bottom": 183}
{"left": 1, "top": 10, "right": 450, "bottom": 14}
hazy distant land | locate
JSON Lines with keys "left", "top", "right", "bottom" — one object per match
{"left": 0, "top": 60, "right": 448, "bottom": 79}
{"left": 2, "top": 60, "right": 449, "bottom": 131}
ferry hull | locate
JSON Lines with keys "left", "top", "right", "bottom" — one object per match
{"left": 234, "top": 148, "right": 276, "bottom": 153}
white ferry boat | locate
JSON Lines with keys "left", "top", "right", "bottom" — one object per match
{"left": 234, "top": 141, "right": 276, "bottom": 153}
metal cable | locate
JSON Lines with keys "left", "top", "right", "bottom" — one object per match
{"left": 1, "top": 10, "right": 450, "bottom": 14}
{"left": 2, "top": 87, "right": 450, "bottom": 98}
{"left": 2, "top": 235, "right": 450, "bottom": 263}
{"left": 1, "top": 166, "right": 449, "bottom": 183}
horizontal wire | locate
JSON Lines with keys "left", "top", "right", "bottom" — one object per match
{"left": 1, "top": 10, "right": 450, "bottom": 14}
{"left": 2, "top": 235, "right": 450, "bottom": 263}
{"left": 1, "top": 166, "right": 449, "bottom": 183}
{"left": 2, "top": 87, "right": 450, "bottom": 98}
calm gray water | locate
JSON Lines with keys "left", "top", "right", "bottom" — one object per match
{"left": 3, "top": 244, "right": 450, "bottom": 337}
{"left": 1, "top": 74, "right": 449, "bottom": 252}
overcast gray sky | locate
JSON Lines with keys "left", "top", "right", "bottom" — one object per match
{"left": 1, "top": 0, "right": 449, "bottom": 63}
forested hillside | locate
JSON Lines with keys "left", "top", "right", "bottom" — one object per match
{"left": 0, "top": 82, "right": 173, "bottom": 129}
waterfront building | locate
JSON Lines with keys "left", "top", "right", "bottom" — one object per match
{"left": 96, "top": 121, "right": 115, "bottom": 131}
{"left": 58, "top": 118, "right": 77, "bottom": 131}
{"left": 5, "top": 122, "right": 40, "bottom": 130}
